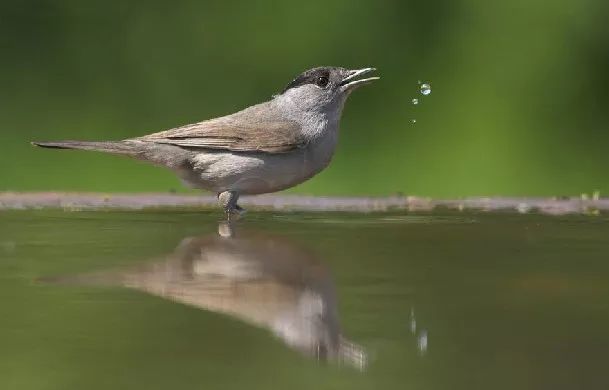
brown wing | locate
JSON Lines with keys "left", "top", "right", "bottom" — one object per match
{"left": 137, "top": 118, "right": 306, "bottom": 154}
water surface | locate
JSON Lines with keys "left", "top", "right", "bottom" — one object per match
{"left": 1, "top": 210, "right": 608, "bottom": 389}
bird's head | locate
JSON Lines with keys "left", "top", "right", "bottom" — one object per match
{"left": 276, "top": 66, "right": 379, "bottom": 117}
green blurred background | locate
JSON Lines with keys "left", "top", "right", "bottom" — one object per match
{"left": 1, "top": 0, "right": 607, "bottom": 197}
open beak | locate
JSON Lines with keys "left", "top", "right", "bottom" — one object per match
{"left": 339, "top": 68, "right": 379, "bottom": 91}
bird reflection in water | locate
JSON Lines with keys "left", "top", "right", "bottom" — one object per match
{"left": 46, "top": 222, "right": 367, "bottom": 370}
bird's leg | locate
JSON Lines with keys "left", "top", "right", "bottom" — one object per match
{"left": 218, "top": 190, "right": 238, "bottom": 217}
{"left": 234, "top": 204, "right": 247, "bottom": 215}
{"left": 217, "top": 191, "right": 246, "bottom": 220}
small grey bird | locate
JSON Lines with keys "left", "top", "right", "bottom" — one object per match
{"left": 33, "top": 66, "right": 379, "bottom": 215}
{"left": 39, "top": 222, "right": 368, "bottom": 369}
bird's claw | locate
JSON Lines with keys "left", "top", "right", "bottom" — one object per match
{"left": 225, "top": 204, "right": 247, "bottom": 222}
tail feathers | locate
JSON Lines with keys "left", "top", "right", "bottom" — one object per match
{"left": 31, "top": 140, "right": 136, "bottom": 155}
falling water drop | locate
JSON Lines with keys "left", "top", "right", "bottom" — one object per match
{"left": 409, "top": 308, "right": 417, "bottom": 334}
{"left": 410, "top": 119, "right": 417, "bottom": 124}
{"left": 420, "top": 83, "right": 431, "bottom": 96}
{"left": 417, "top": 330, "right": 428, "bottom": 355}
{"left": 412, "top": 98, "right": 419, "bottom": 105}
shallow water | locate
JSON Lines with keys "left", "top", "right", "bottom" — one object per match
{"left": 1, "top": 210, "right": 608, "bottom": 389}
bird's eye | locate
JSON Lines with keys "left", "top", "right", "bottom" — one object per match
{"left": 316, "top": 75, "right": 329, "bottom": 87}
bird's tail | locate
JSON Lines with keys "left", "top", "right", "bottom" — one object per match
{"left": 31, "top": 140, "right": 137, "bottom": 155}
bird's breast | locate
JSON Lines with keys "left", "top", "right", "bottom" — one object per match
{"left": 302, "top": 129, "right": 339, "bottom": 174}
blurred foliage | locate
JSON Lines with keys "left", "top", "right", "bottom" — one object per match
{"left": 0, "top": 0, "right": 608, "bottom": 196}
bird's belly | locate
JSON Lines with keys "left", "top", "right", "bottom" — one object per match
{"left": 185, "top": 144, "right": 335, "bottom": 195}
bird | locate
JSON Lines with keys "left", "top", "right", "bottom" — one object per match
{"left": 39, "top": 222, "right": 368, "bottom": 369}
{"left": 32, "top": 66, "right": 379, "bottom": 217}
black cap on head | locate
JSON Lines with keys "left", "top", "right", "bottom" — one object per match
{"left": 281, "top": 66, "right": 341, "bottom": 94}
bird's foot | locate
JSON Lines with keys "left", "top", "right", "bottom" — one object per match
{"left": 218, "top": 191, "right": 246, "bottom": 221}
{"left": 225, "top": 204, "right": 247, "bottom": 221}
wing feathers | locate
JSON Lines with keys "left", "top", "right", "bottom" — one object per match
{"left": 137, "top": 115, "right": 306, "bottom": 154}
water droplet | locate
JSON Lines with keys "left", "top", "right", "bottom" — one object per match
{"left": 409, "top": 307, "right": 417, "bottom": 334}
{"left": 412, "top": 98, "right": 419, "bottom": 105}
{"left": 417, "top": 80, "right": 422, "bottom": 85}
{"left": 417, "top": 330, "right": 428, "bottom": 355}
{"left": 410, "top": 119, "right": 417, "bottom": 124}
{"left": 420, "top": 83, "right": 431, "bottom": 96}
